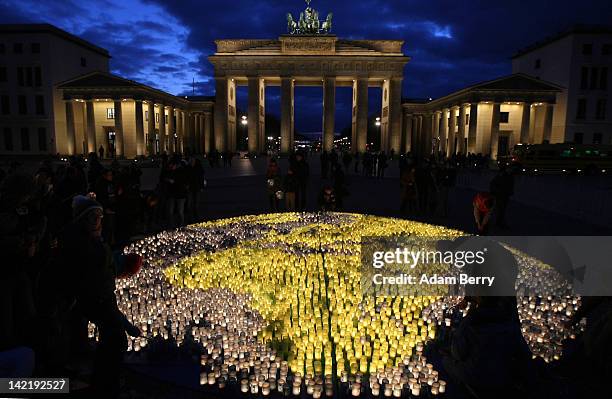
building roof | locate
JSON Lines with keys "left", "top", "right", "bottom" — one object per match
{"left": 57, "top": 71, "right": 214, "bottom": 110}
{"left": 213, "top": 37, "right": 406, "bottom": 56}
{"left": 0, "top": 24, "right": 110, "bottom": 58}
{"left": 403, "top": 73, "right": 562, "bottom": 110}
{"left": 469, "top": 73, "right": 563, "bottom": 91}
{"left": 59, "top": 71, "right": 141, "bottom": 88}
{"left": 512, "top": 24, "right": 612, "bottom": 59}
{"left": 184, "top": 95, "right": 216, "bottom": 102}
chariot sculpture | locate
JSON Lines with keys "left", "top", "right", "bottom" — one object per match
{"left": 287, "top": 0, "right": 333, "bottom": 35}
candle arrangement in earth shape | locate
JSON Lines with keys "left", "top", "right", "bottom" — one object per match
{"left": 91, "top": 213, "right": 581, "bottom": 397}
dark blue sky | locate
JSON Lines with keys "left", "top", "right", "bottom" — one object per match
{"left": 1, "top": 0, "right": 611, "bottom": 133}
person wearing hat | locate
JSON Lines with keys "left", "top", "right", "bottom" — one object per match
{"left": 0, "top": 174, "right": 37, "bottom": 378}
{"left": 57, "top": 194, "right": 141, "bottom": 398}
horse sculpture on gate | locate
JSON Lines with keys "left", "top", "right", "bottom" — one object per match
{"left": 286, "top": 0, "right": 333, "bottom": 35}
{"left": 287, "top": 13, "right": 298, "bottom": 34}
{"left": 321, "top": 13, "right": 333, "bottom": 34}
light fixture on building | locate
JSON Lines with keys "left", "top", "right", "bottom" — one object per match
{"left": 375, "top": 116, "right": 381, "bottom": 127}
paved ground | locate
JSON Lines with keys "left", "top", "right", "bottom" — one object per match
{"left": 139, "top": 155, "right": 612, "bottom": 236}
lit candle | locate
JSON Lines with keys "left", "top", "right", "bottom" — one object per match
{"left": 262, "top": 382, "right": 271, "bottom": 396}
{"left": 371, "top": 382, "right": 380, "bottom": 396}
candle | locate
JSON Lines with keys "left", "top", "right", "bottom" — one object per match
{"left": 250, "top": 380, "right": 259, "bottom": 394}
{"left": 292, "top": 381, "right": 301, "bottom": 396}
{"left": 351, "top": 382, "right": 361, "bottom": 397}
{"left": 431, "top": 382, "right": 439, "bottom": 395}
{"left": 371, "top": 382, "right": 380, "bottom": 396}
{"left": 240, "top": 379, "right": 249, "bottom": 393}
{"left": 262, "top": 382, "right": 271, "bottom": 396}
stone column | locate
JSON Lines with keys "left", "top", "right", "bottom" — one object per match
{"left": 528, "top": 104, "right": 537, "bottom": 143}
{"left": 542, "top": 103, "right": 554, "bottom": 143}
{"left": 351, "top": 80, "right": 357, "bottom": 153}
{"left": 113, "top": 99, "right": 124, "bottom": 157}
{"left": 404, "top": 114, "right": 413, "bottom": 153}
{"left": 168, "top": 106, "right": 176, "bottom": 154}
{"left": 147, "top": 101, "right": 155, "bottom": 155}
{"left": 227, "top": 79, "right": 237, "bottom": 152}
{"left": 280, "top": 77, "right": 294, "bottom": 153}
{"left": 355, "top": 78, "right": 369, "bottom": 153}
{"left": 417, "top": 115, "right": 423, "bottom": 156}
{"left": 380, "top": 80, "right": 390, "bottom": 152}
{"left": 158, "top": 105, "right": 166, "bottom": 153}
{"left": 85, "top": 100, "right": 96, "bottom": 154}
{"left": 424, "top": 114, "right": 433, "bottom": 156}
{"left": 467, "top": 103, "right": 478, "bottom": 153}
{"left": 192, "top": 114, "right": 200, "bottom": 154}
{"left": 389, "top": 77, "right": 403, "bottom": 154}
{"left": 519, "top": 102, "right": 531, "bottom": 144}
{"left": 248, "top": 77, "right": 264, "bottom": 154}
{"left": 183, "top": 111, "right": 191, "bottom": 154}
{"left": 432, "top": 112, "right": 440, "bottom": 155}
{"left": 458, "top": 105, "right": 467, "bottom": 154}
{"left": 214, "top": 78, "right": 228, "bottom": 151}
{"left": 65, "top": 101, "right": 77, "bottom": 155}
{"left": 204, "top": 113, "right": 211, "bottom": 153}
{"left": 323, "top": 76, "right": 336, "bottom": 152}
{"left": 490, "top": 102, "right": 501, "bottom": 159}
{"left": 440, "top": 109, "right": 448, "bottom": 157}
{"left": 447, "top": 107, "right": 456, "bottom": 157}
{"left": 199, "top": 113, "right": 204, "bottom": 154}
{"left": 135, "top": 100, "right": 145, "bottom": 156}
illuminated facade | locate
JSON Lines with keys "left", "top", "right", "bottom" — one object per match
{"left": 402, "top": 74, "right": 562, "bottom": 159}
{"left": 512, "top": 25, "right": 612, "bottom": 145}
{"left": 58, "top": 72, "right": 213, "bottom": 158}
{"left": 0, "top": 24, "right": 110, "bottom": 155}
{"left": 5, "top": 23, "right": 607, "bottom": 158}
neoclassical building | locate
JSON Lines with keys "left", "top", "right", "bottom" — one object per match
{"left": 0, "top": 7, "right": 569, "bottom": 159}
{"left": 58, "top": 72, "right": 213, "bottom": 158}
{"left": 209, "top": 35, "right": 408, "bottom": 154}
{"left": 403, "top": 74, "right": 562, "bottom": 159}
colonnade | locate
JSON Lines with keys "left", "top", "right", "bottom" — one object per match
{"left": 214, "top": 76, "right": 404, "bottom": 154}
{"left": 64, "top": 98, "right": 213, "bottom": 158}
{"left": 404, "top": 101, "right": 555, "bottom": 159}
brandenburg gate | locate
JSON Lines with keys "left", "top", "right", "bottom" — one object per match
{"left": 208, "top": 1, "right": 409, "bottom": 154}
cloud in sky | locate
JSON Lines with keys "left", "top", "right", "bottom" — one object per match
{"left": 1, "top": 0, "right": 611, "bottom": 132}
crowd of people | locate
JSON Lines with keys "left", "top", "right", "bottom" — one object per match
{"left": 2, "top": 147, "right": 610, "bottom": 399}
{"left": 265, "top": 152, "right": 311, "bottom": 212}
{"left": 0, "top": 151, "right": 212, "bottom": 397}
{"left": 0, "top": 154, "right": 148, "bottom": 398}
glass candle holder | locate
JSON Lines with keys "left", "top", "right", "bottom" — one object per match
{"left": 293, "top": 381, "right": 301, "bottom": 396}
{"left": 371, "top": 382, "right": 380, "bottom": 396}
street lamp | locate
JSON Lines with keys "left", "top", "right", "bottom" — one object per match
{"left": 375, "top": 116, "right": 381, "bottom": 127}
{"left": 241, "top": 115, "right": 248, "bottom": 125}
